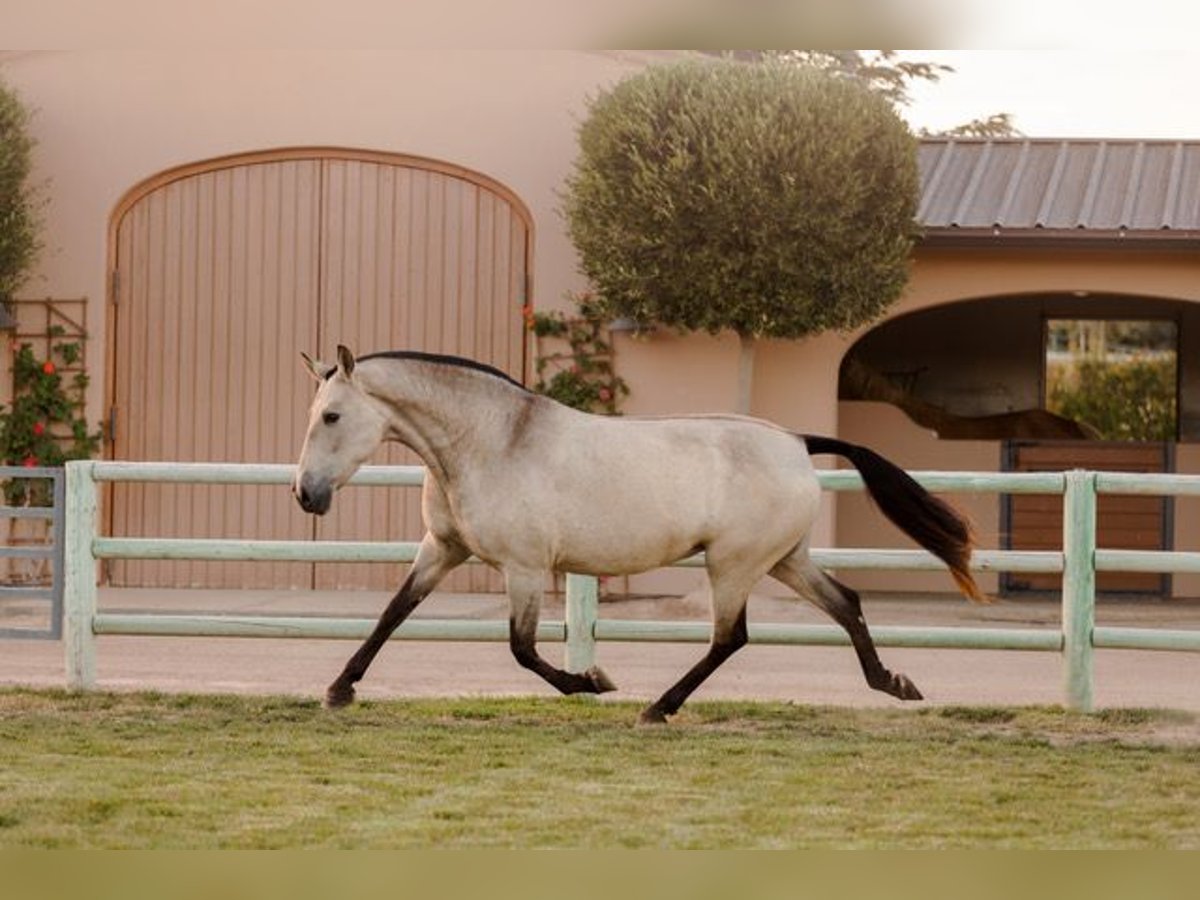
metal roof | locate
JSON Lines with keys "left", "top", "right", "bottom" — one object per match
{"left": 918, "top": 138, "right": 1200, "bottom": 244}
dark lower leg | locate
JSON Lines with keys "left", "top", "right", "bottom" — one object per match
{"left": 325, "top": 571, "right": 427, "bottom": 707}
{"left": 823, "top": 575, "right": 922, "bottom": 701}
{"left": 640, "top": 608, "right": 748, "bottom": 723}
{"left": 506, "top": 572, "right": 615, "bottom": 696}
{"left": 326, "top": 537, "right": 467, "bottom": 707}
{"left": 509, "top": 619, "right": 616, "bottom": 695}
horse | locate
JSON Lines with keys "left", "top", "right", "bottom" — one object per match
{"left": 293, "top": 345, "right": 984, "bottom": 724}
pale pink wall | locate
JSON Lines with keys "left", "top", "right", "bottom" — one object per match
{"left": 614, "top": 330, "right": 742, "bottom": 416}
{"left": 0, "top": 50, "right": 657, "bottom": 424}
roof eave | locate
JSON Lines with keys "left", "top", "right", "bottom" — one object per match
{"left": 918, "top": 228, "right": 1200, "bottom": 251}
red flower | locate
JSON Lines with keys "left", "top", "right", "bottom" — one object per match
{"left": 22, "top": 456, "right": 37, "bottom": 468}
{"left": 42, "top": 361, "right": 56, "bottom": 375}
{"left": 32, "top": 422, "right": 45, "bottom": 436}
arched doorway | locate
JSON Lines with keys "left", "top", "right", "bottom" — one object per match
{"left": 106, "top": 148, "right": 533, "bottom": 589}
{"left": 840, "top": 292, "right": 1200, "bottom": 596}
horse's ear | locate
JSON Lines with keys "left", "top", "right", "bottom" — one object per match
{"left": 300, "top": 352, "right": 333, "bottom": 382}
{"left": 336, "top": 345, "right": 356, "bottom": 378}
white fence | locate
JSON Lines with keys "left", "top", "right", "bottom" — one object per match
{"left": 62, "top": 461, "right": 1200, "bottom": 712}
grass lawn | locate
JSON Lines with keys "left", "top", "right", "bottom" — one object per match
{"left": 1, "top": 689, "right": 1197, "bottom": 848}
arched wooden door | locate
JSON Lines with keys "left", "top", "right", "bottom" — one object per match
{"left": 107, "top": 148, "right": 532, "bottom": 590}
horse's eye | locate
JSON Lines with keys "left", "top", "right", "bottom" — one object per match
{"left": 323, "top": 411, "right": 340, "bottom": 425}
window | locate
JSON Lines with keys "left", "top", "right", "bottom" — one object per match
{"left": 1044, "top": 319, "right": 1177, "bottom": 441}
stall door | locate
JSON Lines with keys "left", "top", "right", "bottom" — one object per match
{"left": 1004, "top": 441, "right": 1170, "bottom": 596}
{"left": 109, "top": 150, "right": 529, "bottom": 590}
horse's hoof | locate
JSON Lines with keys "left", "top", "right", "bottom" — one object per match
{"left": 324, "top": 683, "right": 356, "bottom": 709}
{"left": 585, "top": 666, "right": 617, "bottom": 694}
{"left": 637, "top": 706, "right": 668, "bottom": 726}
{"left": 891, "top": 673, "right": 923, "bottom": 701}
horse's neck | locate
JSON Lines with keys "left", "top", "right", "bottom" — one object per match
{"left": 360, "top": 363, "right": 530, "bottom": 482}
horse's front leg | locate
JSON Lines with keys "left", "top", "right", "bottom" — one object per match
{"left": 325, "top": 532, "right": 469, "bottom": 708}
{"left": 638, "top": 567, "right": 752, "bottom": 725}
{"left": 505, "top": 568, "right": 616, "bottom": 695}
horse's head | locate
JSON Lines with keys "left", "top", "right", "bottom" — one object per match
{"left": 293, "top": 345, "right": 389, "bottom": 516}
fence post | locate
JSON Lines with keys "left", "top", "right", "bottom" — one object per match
{"left": 1061, "top": 469, "right": 1096, "bottom": 713}
{"left": 48, "top": 469, "right": 68, "bottom": 640}
{"left": 63, "top": 461, "right": 98, "bottom": 689}
{"left": 564, "top": 573, "right": 599, "bottom": 674}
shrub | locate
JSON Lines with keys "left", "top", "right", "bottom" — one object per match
{"left": 562, "top": 56, "right": 919, "bottom": 342}
{"left": 1047, "top": 357, "right": 1176, "bottom": 442}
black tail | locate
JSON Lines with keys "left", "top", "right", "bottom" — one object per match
{"left": 802, "top": 435, "right": 985, "bottom": 603}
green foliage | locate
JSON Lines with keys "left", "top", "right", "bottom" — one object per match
{"left": 527, "top": 293, "right": 629, "bottom": 414}
{"left": 1047, "top": 357, "right": 1177, "bottom": 442}
{"left": 563, "top": 57, "right": 920, "bottom": 340}
{"left": 0, "top": 78, "right": 42, "bottom": 303}
{"left": 0, "top": 339, "right": 102, "bottom": 505}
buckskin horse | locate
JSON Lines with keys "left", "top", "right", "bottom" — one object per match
{"left": 293, "top": 346, "right": 982, "bottom": 723}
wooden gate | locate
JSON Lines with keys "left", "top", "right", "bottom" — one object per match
{"left": 106, "top": 149, "right": 531, "bottom": 590}
{"left": 1004, "top": 441, "right": 1171, "bottom": 596}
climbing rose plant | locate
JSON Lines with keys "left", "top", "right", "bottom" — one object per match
{"left": 527, "top": 292, "right": 629, "bottom": 415}
{"left": 0, "top": 336, "right": 101, "bottom": 505}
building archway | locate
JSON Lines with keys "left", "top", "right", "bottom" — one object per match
{"left": 838, "top": 291, "right": 1200, "bottom": 596}
{"left": 840, "top": 291, "right": 1200, "bottom": 442}
{"left": 105, "top": 147, "right": 534, "bottom": 589}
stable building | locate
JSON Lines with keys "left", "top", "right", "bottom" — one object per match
{"left": 4, "top": 50, "right": 1200, "bottom": 597}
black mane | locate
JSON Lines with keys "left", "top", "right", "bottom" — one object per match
{"left": 356, "top": 350, "right": 528, "bottom": 390}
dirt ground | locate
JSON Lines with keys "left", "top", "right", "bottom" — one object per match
{"left": 3, "top": 587, "right": 1200, "bottom": 712}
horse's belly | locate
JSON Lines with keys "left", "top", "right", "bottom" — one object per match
{"left": 552, "top": 489, "right": 811, "bottom": 576}
{"left": 554, "top": 536, "right": 700, "bottom": 577}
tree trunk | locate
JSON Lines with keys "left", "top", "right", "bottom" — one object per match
{"left": 735, "top": 332, "right": 756, "bottom": 415}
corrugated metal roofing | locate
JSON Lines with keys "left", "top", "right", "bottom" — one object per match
{"left": 918, "top": 138, "right": 1200, "bottom": 241}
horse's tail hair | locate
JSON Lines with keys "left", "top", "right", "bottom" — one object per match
{"left": 802, "top": 435, "right": 985, "bottom": 603}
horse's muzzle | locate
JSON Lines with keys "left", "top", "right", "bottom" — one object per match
{"left": 294, "top": 474, "right": 333, "bottom": 516}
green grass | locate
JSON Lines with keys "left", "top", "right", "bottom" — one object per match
{"left": 1, "top": 689, "right": 1198, "bottom": 848}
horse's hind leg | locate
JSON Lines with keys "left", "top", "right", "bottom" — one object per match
{"left": 770, "top": 554, "right": 923, "bottom": 701}
{"left": 505, "top": 569, "right": 616, "bottom": 695}
{"left": 325, "top": 532, "right": 469, "bottom": 708}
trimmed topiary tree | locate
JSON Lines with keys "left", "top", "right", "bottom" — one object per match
{"left": 563, "top": 56, "right": 919, "bottom": 411}
{"left": 0, "top": 77, "right": 41, "bottom": 306}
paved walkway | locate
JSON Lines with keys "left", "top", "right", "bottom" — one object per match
{"left": 3, "top": 588, "right": 1200, "bottom": 711}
